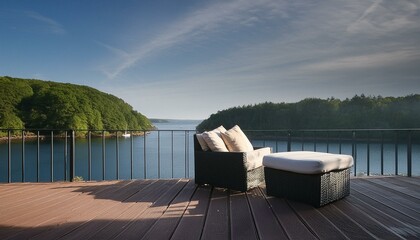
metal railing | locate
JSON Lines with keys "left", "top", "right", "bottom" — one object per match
{"left": 245, "top": 129, "right": 419, "bottom": 177}
{"left": 0, "top": 128, "right": 419, "bottom": 183}
{"left": 0, "top": 129, "right": 196, "bottom": 183}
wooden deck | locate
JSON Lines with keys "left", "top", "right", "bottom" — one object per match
{"left": 0, "top": 177, "right": 419, "bottom": 240}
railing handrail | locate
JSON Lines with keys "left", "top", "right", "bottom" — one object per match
{"left": 244, "top": 128, "right": 420, "bottom": 132}
{"left": 0, "top": 128, "right": 198, "bottom": 132}
{"left": 2, "top": 127, "right": 420, "bottom": 132}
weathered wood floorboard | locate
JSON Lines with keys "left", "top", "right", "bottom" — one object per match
{"left": 0, "top": 176, "right": 419, "bottom": 240}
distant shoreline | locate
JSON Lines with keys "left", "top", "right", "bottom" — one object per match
{"left": 0, "top": 131, "right": 148, "bottom": 143}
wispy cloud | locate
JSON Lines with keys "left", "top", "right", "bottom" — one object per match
{"left": 102, "top": 0, "right": 287, "bottom": 79}
{"left": 301, "top": 49, "right": 420, "bottom": 72}
{"left": 178, "top": 0, "right": 420, "bottom": 78}
{"left": 100, "top": 0, "right": 420, "bottom": 118}
{"left": 25, "top": 11, "right": 66, "bottom": 35}
{"left": 347, "top": 0, "right": 419, "bottom": 35}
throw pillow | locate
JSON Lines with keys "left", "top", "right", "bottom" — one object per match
{"left": 202, "top": 126, "right": 228, "bottom": 152}
{"left": 221, "top": 125, "right": 254, "bottom": 152}
{"left": 196, "top": 133, "right": 209, "bottom": 151}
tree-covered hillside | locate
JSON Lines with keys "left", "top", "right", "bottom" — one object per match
{"left": 197, "top": 95, "right": 420, "bottom": 132}
{"left": 0, "top": 76, "right": 153, "bottom": 132}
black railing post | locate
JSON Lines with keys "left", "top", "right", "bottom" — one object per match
{"left": 64, "top": 131, "right": 68, "bottom": 181}
{"left": 338, "top": 131, "right": 342, "bottom": 154}
{"left": 8, "top": 130, "right": 11, "bottom": 183}
{"left": 102, "top": 130, "right": 106, "bottom": 180}
{"left": 381, "top": 131, "right": 384, "bottom": 175}
{"left": 326, "top": 132, "right": 329, "bottom": 153}
{"left": 143, "top": 130, "right": 147, "bottom": 179}
{"left": 186, "top": 131, "right": 190, "bottom": 178}
{"left": 158, "top": 131, "right": 161, "bottom": 179}
{"left": 185, "top": 131, "right": 188, "bottom": 178}
{"left": 22, "top": 130, "right": 25, "bottom": 182}
{"left": 407, "top": 131, "right": 412, "bottom": 177}
{"left": 395, "top": 131, "right": 399, "bottom": 175}
{"left": 88, "top": 131, "right": 92, "bottom": 181}
{"left": 287, "top": 130, "right": 292, "bottom": 152}
{"left": 130, "top": 131, "right": 133, "bottom": 180}
{"left": 69, "top": 130, "right": 75, "bottom": 182}
{"left": 116, "top": 131, "right": 119, "bottom": 180}
{"left": 171, "top": 130, "right": 174, "bottom": 178}
{"left": 367, "top": 131, "right": 370, "bottom": 176}
{"left": 352, "top": 131, "right": 357, "bottom": 176}
{"left": 300, "top": 131, "right": 304, "bottom": 151}
{"left": 50, "top": 131, "right": 54, "bottom": 182}
{"left": 37, "top": 131, "right": 40, "bottom": 182}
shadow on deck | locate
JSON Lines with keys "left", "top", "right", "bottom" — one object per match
{"left": 0, "top": 176, "right": 419, "bottom": 239}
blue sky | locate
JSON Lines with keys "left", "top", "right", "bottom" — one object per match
{"left": 1, "top": 0, "right": 420, "bottom": 120}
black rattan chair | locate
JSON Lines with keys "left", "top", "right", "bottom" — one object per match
{"left": 194, "top": 134, "right": 270, "bottom": 192}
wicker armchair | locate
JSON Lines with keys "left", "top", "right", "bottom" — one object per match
{"left": 194, "top": 134, "right": 271, "bottom": 192}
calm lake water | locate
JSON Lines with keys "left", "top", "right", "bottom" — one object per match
{"left": 0, "top": 120, "right": 419, "bottom": 182}
{"left": 0, "top": 120, "right": 199, "bottom": 182}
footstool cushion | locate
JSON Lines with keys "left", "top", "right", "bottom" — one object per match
{"left": 263, "top": 151, "right": 354, "bottom": 207}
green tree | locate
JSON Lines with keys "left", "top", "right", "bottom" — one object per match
{"left": 0, "top": 76, "right": 153, "bottom": 134}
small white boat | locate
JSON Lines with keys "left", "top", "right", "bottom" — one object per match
{"left": 122, "top": 131, "right": 131, "bottom": 138}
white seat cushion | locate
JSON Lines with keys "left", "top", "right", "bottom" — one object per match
{"left": 263, "top": 151, "right": 354, "bottom": 174}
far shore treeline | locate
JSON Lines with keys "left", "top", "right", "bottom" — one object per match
{"left": 197, "top": 95, "right": 420, "bottom": 134}
{"left": 0, "top": 76, "right": 153, "bottom": 137}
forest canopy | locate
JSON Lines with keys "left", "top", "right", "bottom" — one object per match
{"left": 197, "top": 95, "right": 420, "bottom": 132}
{"left": 0, "top": 76, "right": 153, "bottom": 132}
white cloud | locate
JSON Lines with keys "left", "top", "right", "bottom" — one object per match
{"left": 25, "top": 11, "right": 66, "bottom": 35}
{"left": 101, "top": 0, "right": 288, "bottom": 79}
{"left": 179, "top": 0, "right": 420, "bottom": 78}
{"left": 301, "top": 50, "right": 420, "bottom": 72}
{"left": 346, "top": 0, "right": 419, "bottom": 35}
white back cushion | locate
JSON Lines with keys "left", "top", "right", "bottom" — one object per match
{"left": 201, "top": 126, "right": 228, "bottom": 152}
{"left": 221, "top": 125, "right": 254, "bottom": 152}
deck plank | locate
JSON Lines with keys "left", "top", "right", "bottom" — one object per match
{"left": 287, "top": 200, "right": 348, "bottom": 239}
{"left": 88, "top": 179, "right": 177, "bottom": 240}
{"left": 366, "top": 177, "right": 420, "bottom": 199}
{"left": 350, "top": 189, "right": 420, "bottom": 237}
{"left": 317, "top": 203, "right": 377, "bottom": 239}
{"left": 0, "top": 176, "right": 419, "bottom": 240}
{"left": 0, "top": 182, "right": 105, "bottom": 215}
{"left": 110, "top": 179, "right": 189, "bottom": 239}
{"left": 0, "top": 181, "right": 129, "bottom": 239}
{"left": 247, "top": 187, "right": 288, "bottom": 239}
{"left": 200, "top": 188, "right": 230, "bottom": 240}
{"left": 383, "top": 176, "right": 420, "bottom": 190}
{"left": 342, "top": 194, "right": 420, "bottom": 238}
{"left": 170, "top": 186, "right": 212, "bottom": 240}
{"left": 141, "top": 180, "right": 197, "bottom": 240}
{"left": 352, "top": 180, "right": 420, "bottom": 216}
{"left": 332, "top": 196, "right": 403, "bottom": 239}
{"left": 229, "top": 191, "right": 258, "bottom": 240}
{"left": 14, "top": 181, "right": 139, "bottom": 240}
{"left": 353, "top": 178, "right": 420, "bottom": 206}
{"left": 267, "top": 197, "right": 317, "bottom": 240}
{"left": 55, "top": 180, "right": 157, "bottom": 240}
{"left": 392, "top": 176, "right": 420, "bottom": 187}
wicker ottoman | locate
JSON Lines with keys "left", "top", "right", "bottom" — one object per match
{"left": 263, "top": 151, "right": 354, "bottom": 207}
